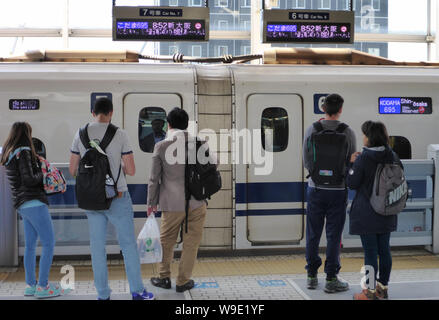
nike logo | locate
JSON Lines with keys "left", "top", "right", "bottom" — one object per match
{"left": 84, "top": 165, "right": 94, "bottom": 169}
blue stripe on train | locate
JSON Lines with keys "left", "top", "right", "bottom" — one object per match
{"left": 236, "top": 208, "right": 304, "bottom": 216}
{"left": 48, "top": 180, "right": 427, "bottom": 206}
{"left": 19, "top": 211, "right": 161, "bottom": 220}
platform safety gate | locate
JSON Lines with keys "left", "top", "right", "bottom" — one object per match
{"left": 1, "top": 145, "right": 439, "bottom": 266}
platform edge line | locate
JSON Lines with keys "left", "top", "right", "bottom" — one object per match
{"left": 184, "top": 290, "right": 192, "bottom": 300}
{"left": 286, "top": 279, "right": 311, "bottom": 300}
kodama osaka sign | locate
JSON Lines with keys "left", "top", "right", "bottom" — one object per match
{"left": 263, "top": 9, "right": 355, "bottom": 44}
{"left": 113, "top": 6, "right": 209, "bottom": 41}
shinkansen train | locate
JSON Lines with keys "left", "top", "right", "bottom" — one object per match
{"left": 0, "top": 49, "right": 437, "bottom": 256}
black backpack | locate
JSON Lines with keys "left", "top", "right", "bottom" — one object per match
{"left": 308, "top": 121, "right": 349, "bottom": 186}
{"left": 75, "top": 123, "right": 120, "bottom": 211}
{"left": 182, "top": 137, "right": 221, "bottom": 234}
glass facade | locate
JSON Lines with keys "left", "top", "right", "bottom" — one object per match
{"left": 0, "top": 0, "right": 431, "bottom": 61}
{"left": 158, "top": 0, "right": 390, "bottom": 58}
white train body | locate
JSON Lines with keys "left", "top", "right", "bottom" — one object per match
{"left": 0, "top": 62, "right": 437, "bottom": 255}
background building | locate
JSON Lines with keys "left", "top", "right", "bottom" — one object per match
{"left": 158, "top": 0, "right": 388, "bottom": 58}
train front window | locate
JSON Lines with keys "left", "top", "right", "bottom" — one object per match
{"left": 389, "top": 136, "right": 412, "bottom": 160}
{"left": 261, "top": 107, "right": 289, "bottom": 152}
{"left": 138, "top": 107, "right": 168, "bottom": 153}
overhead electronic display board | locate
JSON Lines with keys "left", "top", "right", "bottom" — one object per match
{"left": 379, "top": 97, "right": 432, "bottom": 115}
{"left": 263, "top": 9, "right": 354, "bottom": 44}
{"left": 113, "top": 6, "right": 209, "bottom": 41}
{"left": 9, "top": 99, "right": 39, "bottom": 111}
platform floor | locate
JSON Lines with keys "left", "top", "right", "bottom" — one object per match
{"left": 1, "top": 249, "right": 439, "bottom": 300}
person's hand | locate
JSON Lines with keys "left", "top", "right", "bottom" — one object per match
{"left": 147, "top": 205, "right": 157, "bottom": 217}
{"left": 350, "top": 152, "right": 361, "bottom": 163}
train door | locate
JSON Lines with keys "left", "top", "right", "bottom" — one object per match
{"left": 246, "top": 94, "right": 304, "bottom": 244}
{"left": 123, "top": 93, "right": 182, "bottom": 227}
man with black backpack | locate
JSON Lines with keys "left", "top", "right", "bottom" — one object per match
{"left": 69, "top": 98, "right": 154, "bottom": 300}
{"left": 303, "top": 93, "right": 357, "bottom": 293}
{"left": 148, "top": 108, "right": 220, "bottom": 293}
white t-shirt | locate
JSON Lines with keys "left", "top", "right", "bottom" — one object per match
{"left": 71, "top": 122, "right": 133, "bottom": 192}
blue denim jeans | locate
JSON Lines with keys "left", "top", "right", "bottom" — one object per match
{"left": 305, "top": 187, "right": 347, "bottom": 278}
{"left": 360, "top": 233, "right": 392, "bottom": 287}
{"left": 86, "top": 192, "right": 144, "bottom": 299}
{"left": 18, "top": 203, "right": 55, "bottom": 287}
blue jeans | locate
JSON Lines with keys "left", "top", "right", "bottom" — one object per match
{"left": 360, "top": 233, "right": 392, "bottom": 287}
{"left": 305, "top": 187, "right": 347, "bottom": 278}
{"left": 18, "top": 203, "right": 55, "bottom": 287}
{"left": 86, "top": 192, "right": 144, "bottom": 299}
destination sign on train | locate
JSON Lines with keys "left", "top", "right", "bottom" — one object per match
{"left": 263, "top": 9, "right": 354, "bottom": 44}
{"left": 379, "top": 97, "right": 432, "bottom": 115}
{"left": 9, "top": 99, "right": 39, "bottom": 110}
{"left": 113, "top": 6, "right": 209, "bottom": 41}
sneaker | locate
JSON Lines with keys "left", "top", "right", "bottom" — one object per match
{"left": 34, "top": 283, "right": 63, "bottom": 299}
{"left": 375, "top": 282, "right": 389, "bottom": 300}
{"left": 307, "top": 276, "right": 318, "bottom": 290}
{"left": 24, "top": 284, "right": 36, "bottom": 296}
{"left": 324, "top": 277, "right": 349, "bottom": 293}
{"left": 353, "top": 289, "right": 377, "bottom": 300}
{"left": 176, "top": 279, "right": 195, "bottom": 293}
{"left": 132, "top": 289, "right": 155, "bottom": 300}
{"left": 150, "top": 277, "right": 171, "bottom": 289}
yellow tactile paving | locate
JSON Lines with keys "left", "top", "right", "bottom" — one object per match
{"left": 2, "top": 254, "right": 439, "bottom": 282}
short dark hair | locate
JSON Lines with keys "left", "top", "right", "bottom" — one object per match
{"left": 323, "top": 94, "right": 344, "bottom": 116}
{"left": 93, "top": 97, "right": 113, "bottom": 115}
{"left": 167, "top": 108, "right": 189, "bottom": 130}
{"left": 361, "top": 120, "right": 389, "bottom": 147}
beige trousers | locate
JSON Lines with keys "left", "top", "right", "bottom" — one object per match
{"left": 158, "top": 203, "right": 207, "bottom": 286}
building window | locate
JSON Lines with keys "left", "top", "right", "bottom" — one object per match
{"left": 215, "top": 0, "right": 228, "bottom": 7}
{"left": 243, "top": 20, "right": 251, "bottom": 30}
{"left": 368, "top": 47, "right": 380, "bottom": 56}
{"left": 242, "top": 46, "right": 251, "bottom": 55}
{"left": 371, "top": 23, "right": 380, "bottom": 32}
{"left": 192, "top": 45, "right": 202, "bottom": 57}
{"left": 269, "top": 0, "right": 280, "bottom": 8}
{"left": 372, "top": 0, "right": 380, "bottom": 10}
{"left": 138, "top": 107, "right": 168, "bottom": 153}
{"left": 389, "top": 136, "right": 412, "bottom": 160}
{"left": 190, "top": 0, "right": 202, "bottom": 6}
{"left": 217, "top": 46, "right": 228, "bottom": 56}
{"left": 319, "top": 0, "right": 330, "bottom": 9}
{"left": 241, "top": 0, "right": 251, "bottom": 7}
{"left": 261, "top": 107, "right": 289, "bottom": 152}
{"left": 218, "top": 20, "right": 229, "bottom": 29}
{"left": 169, "top": 46, "right": 178, "bottom": 55}
{"left": 292, "top": 0, "right": 305, "bottom": 8}
{"left": 169, "top": 0, "right": 178, "bottom": 6}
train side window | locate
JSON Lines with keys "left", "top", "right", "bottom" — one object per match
{"left": 261, "top": 107, "right": 289, "bottom": 152}
{"left": 138, "top": 107, "right": 168, "bottom": 153}
{"left": 389, "top": 136, "right": 412, "bottom": 160}
{"left": 32, "top": 138, "right": 46, "bottom": 159}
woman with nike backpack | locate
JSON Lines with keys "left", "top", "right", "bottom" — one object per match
{"left": 347, "top": 121, "right": 406, "bottom": 300}
{"left": 1, "top": 122, "right": 64, "bottom": 298}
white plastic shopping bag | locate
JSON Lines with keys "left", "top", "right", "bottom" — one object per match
{"left": 137, "top": 214, "right": 163, "bottom": 264}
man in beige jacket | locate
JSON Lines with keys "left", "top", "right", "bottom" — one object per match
{"left": 147, "top": 108, "right": 210, "bottom": 293}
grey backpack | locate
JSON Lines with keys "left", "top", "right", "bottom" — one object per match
{"left": 370, "top": 162, "right": 408, "bottom": 216}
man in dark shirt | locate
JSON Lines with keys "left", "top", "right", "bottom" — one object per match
{"left": 302, "top": 94, "right": 356, "bottom": 293}
{"left": 140, "top": 119, "right": 166, "bottom": 153}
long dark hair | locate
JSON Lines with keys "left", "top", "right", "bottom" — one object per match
{"left": 1, "top": 122, "right": 39, "bottom": 165}
{"left": 361, "top": 120, "right": 389, "bottom": 148}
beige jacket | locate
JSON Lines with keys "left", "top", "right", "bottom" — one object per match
{"left": 147, "top": 129, "right": 214, "bottom": 212}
